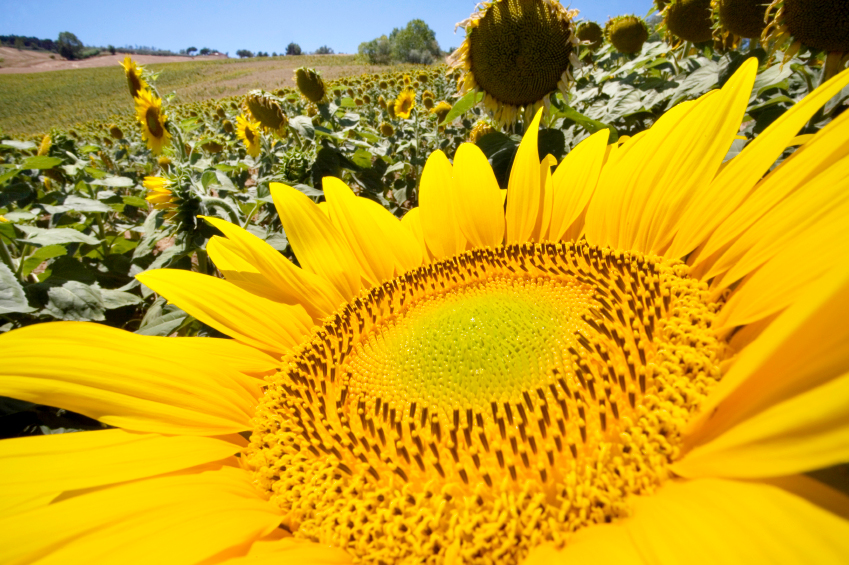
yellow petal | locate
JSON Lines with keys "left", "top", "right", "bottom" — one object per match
{"left": 401, "top": 207, "right": 430, "bottom": 262}
{"left": 323, "top": 177, "right": 395, "bottom": 285}
{"left": 623, "top": 479, "right": 849, "bottom": 564}
{"left": 419, "top": 150, "right": 465, "bottom": 259}
{"left": 685, "top": 263, "right": 849, "bottom": 449}
{"left": 761, "top": 474, "right": 849, "bottom": 521}
{"left": 452, "top": 142, "right": 504, "bottom": 248}
{"left": 1, "top": 467, "right": 281, "bottom": 565}
{"left": 523, "top": 522, "right": 642, "bottom": 564}
{"left": 674, "top": 369, "right": 849, "bottom": 479}
{"left": 703, "top": 143, "right": 849, "bottom": 284}
{"left": 0, "top": 493, "right": 57, "bottom": 518}
{"left": 0, "top": 429, "right": 240, "bottom": 496}
{"left": 270, "top": 182, "right": 361, "bottom": 300}
{"left": 359, "top": 196, "right": 423, "bottom": 273}
{"left": 222, "top": 538, "right": 353, "bottom": 564}
{"left": 0, "top": 322, "right": 258, "bottom": 435}
{"left": 505, "top": 109, "right": 542, "bottom": 243}
{"left": 669, "top": 65, "right": 849, "bottom": 260}
{"left": 535, "top": 154, "right": 556, "bottom": 241}
{"left": 714, "top": 217, "right": 849, "bottom": 331}
{"left": 137, "top": 269, "right": 312, "bottom": 355}
{"left": 643, "top": 59, "right": 757, "bottom": 254}
{"left": 203, "top": 216, "right": 343, "bottom": 320}
{"left": 548, "top": 129, "right": 609, "bottom": 242}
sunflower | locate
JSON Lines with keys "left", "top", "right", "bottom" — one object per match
{"left": 120, "top": 55, "right": 148, "bottom": 99}
{"left": 449, "top": 0, "right": 581, "bottom": 127}
{"left": 665, "top": 0, "right": 715, "bottom": 44}
{"left": 432, "top": 100, "right": 453, "bottom": 123}
{"left": 143, "top": 176, "right": 178, "bottom": 217}
{"left": 295, "top": 67, "right": 328, "bottom": 104}
{"left": 36, "top": 134, "right": 51, "bottom": 156}
{"left": 4, "top": 61, "right": 849, "bottom": 564}
{"left": 576, "top": 20, "right": 605, "bottom": 51}
{"left": 711, "top": 0, "right": 768, "bottom": 48}
{"left": 243, "top": 90, "right": 289, "bottom": 135}
{"left": 762, "top": 0, "right": 849, "bottom": 70}
{"left": 134, "top": 89, "right": 171, "bottom": 155}
{"left": 109, "top": 124, "right": 124, "bottom": 140}
{"left": 605, "top": 15, "right": 651, "bottom": 54}
{"left": 394, "top": 88, "right": 416, "bottom": 119}
{"left": 236, "top": 115, "right": 262, "bottom": 158}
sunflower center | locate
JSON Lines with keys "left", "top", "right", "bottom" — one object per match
{"left": 145, "top": 107, "right": 163, "bottom": 138}
{"left": 468, "top": 0, "right": 576, "bottom": 107}
{"left": 247, "top": 242, "right": 725, "bottom": 564}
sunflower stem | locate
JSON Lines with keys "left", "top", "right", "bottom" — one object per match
{"left": 0, "top": 238, "right": 17, "bottom": 276}
{"left": 196, "top": 248, "right": 209, "bottom": 275}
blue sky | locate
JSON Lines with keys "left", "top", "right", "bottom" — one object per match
{"left": 1, "top": 0, "right": 654, "bottom": 56}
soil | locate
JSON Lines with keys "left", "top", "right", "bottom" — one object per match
{"left": 0, "top": 47, "right": 227, "bottom": 74}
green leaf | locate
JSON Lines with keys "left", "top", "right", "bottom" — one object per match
{"left": 440, "top": 91, "right": 484, "bottom": 125}
{"left": 100, "top": 288, "right": 143, "bottom": 309}
{"left": 61, "top": 195, "right": 113, "bottom": 213}
{"left": 90, "top": 176, "right": 134, "bottom": 188}
{"left": 0, "top": 263, "right": 34, "bottom": 314}
{"left": 1, "top": 140, "right": 37, "bottom": 150}
{"left": 552, "top": 105, "right": 618, "bottom": 141}
{"left": 122, "top": 195, "right": 148, "bottom": 208}
{"left": 289, "top": 116, "right": 315, "bottom": 140}
{"left": 20, "top": 227, "right": 101, "bottom": 247}
{"left": 340, "top": 97, "right": 357, "bottom": 108}
{"left": 21, "top": 245, "right": 67, "bottom": 278}
{"left": 20, "top": 156, "right": 63, "bottom": 170}
{"left": 44, "top": 281, "right": 105, "bottom": 321}
{"left": 0, "top": 168, "right": 21, "bottom": 185}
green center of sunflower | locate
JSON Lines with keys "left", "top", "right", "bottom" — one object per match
{"left": 247, "top": 242, "right": 725, "bottom": 564}
{"left": 467, "top": 0, "right": 576, "bottom": 107}
{"left": 145, "top": 107, "right": 164, "bottom": 138}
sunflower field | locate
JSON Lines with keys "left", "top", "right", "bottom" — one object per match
{"left": 2, "top": 0, "right": 849, "bottom": 560}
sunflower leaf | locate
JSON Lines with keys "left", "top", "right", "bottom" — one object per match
{"left": 440, "top": 91, "right": 484, "bottom": 125}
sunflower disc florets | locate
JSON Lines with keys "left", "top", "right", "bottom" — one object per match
{"left": 665, "top": 0, "right": 714, "bottom": 43}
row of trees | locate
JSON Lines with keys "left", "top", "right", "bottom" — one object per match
{"left": 359, "top": 19, "right": 442, "bottom": 65}
{"left": 234, "top": 43, "right": 334, "bottom": 58}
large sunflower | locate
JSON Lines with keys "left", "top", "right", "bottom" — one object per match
{"left": 393, "top": 88, "right": 416, "bottom": 119}
{"left": 4, "top": 60, "right": 849, "bottom": 564}
{"left": 134, "top": 89, "right": 171, "bottom": 155}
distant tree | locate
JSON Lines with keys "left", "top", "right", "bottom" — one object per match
{"left": 358, "top": 35, "right": 392, "bottom": 65}
{"left": 199, "top": 47, "right": 211, "bottom": 55}
{"left": 390, "top": 19, "right": 440, "bottom": 64}
{"left": 14, "top": 37, "right": 24, "bottom": 50}
{"left": 286, "top": 42, "right": 302, "bottom": 55}
{"left": 107, "top": 44, "right": 116, "bottom": 55}
{"left": 236, "top": 49, "right": 254, "bottom": 58}
{"left": 56, "top": 31, "right": 84, "bottom": 60}
{"left": 314, "top": 45, "right": 334, "bottom": 55}
{"left": 186, "top": 46, "right": 197, "bottom": 56}
{"left": 271, "top": 52, "right": 278, "bottom": 57}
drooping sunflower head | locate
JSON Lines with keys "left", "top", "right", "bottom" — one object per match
{"left": 665, "top": 0, "right": 715, "bottom": 43}
{"left": 449, "top": 0, "right": 581, "bottom": 127}
{"left": 236, "top": 115, "right": 262, "bottom": 158}
{"left": 243, "top": 90, "right": 289, "bottom": 134}
{"left": 109, "top": 124, "right": 124, "bottom": 140}
{"left": 711, "top": 0, "right": 768, "bottom": 45}
{"left": 199, "top": 137, "right": 226, "bottom": 154}
{"left": 222, "top": 119, "right": 235, "bottom": 134}
{"left": 394, "top": 88, "right": 416, "bottom": 119}
{"left": 295, "top": 67, "right": 328, "bottom": 104}
{"left": 379, "top": 121, "right": 395, "bottom": 137}
{"left": 423, "top": 97, "right": 435, "bottom": 110}
{"left": 469, "top": 118, "right": 495, "bottom": 142}
{"left": 134, "top": 89, "right": 171, "bottom": 155}
{"left": 143, "top": 176, "right": 177, "bottom": 215}
{"left": 120, "top": 56, "right": 148, "bottom": 99}
{"left": 432, "top": 100, "right": 453, "bottom": 123}
{"left": 143, "top": 173, "right": 201, "bottom": 226}
{"left": 36, "top": 134, "right": 51, "bottom": 156}
{"left": 762, "top": 0, "right": 849, "bottom": 60}
{"left": 605, "top": 15, "right": 650, "bottom": 54}
{"left": 576, "top": 20, "right": 605, "bottom": 51}
{"left": 377, "top": 95, "right": 387, "bottom": 109}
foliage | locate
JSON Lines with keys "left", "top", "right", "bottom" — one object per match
{"left": 286, "top": 42, "right": 302, "bottom": 56}
{"left": 236, "top": 49, "right": 254, "bottom": 58}
{"left": 315, "top": 45, "right": 335, "bottom": 55}
{"left": 56, "top": 32, "right": 84, "bottom": 60}
{"left": 0, "top": 35, "right": 56, "bottom": 52}
{"left": 360, "top": 20, "right": 442, "bottom": 65}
